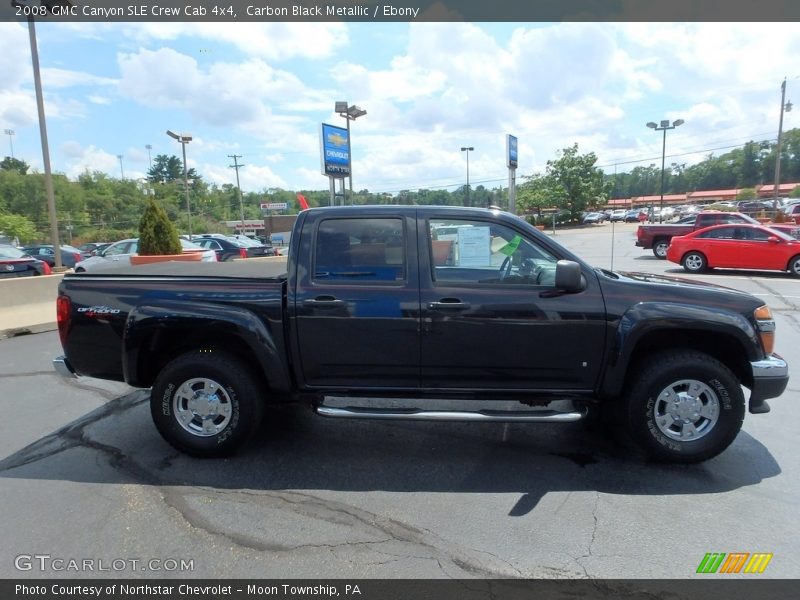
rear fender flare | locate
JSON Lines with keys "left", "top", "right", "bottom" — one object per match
{"left": 123, "top": 300, "right": 290, "bottom": 392}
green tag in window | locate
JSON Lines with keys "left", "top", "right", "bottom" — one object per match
{"left": 498, "top": 235, "right": 522, "bottom": 256}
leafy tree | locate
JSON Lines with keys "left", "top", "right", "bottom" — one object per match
{"left": 0, "top": 157, "right": 29, "bottom": 175}
{"left": 736, "top": 188, "right": 757, "bottom": 200}
{"left": 138, "top": 198, "right": 181, "bottom": 255}
{"left": 0, "top": 213, "right": 37, "bottom": 243}
{"left": 147, "top": 154, "right": 199, "bottom": 184}
{"left": 523, "top": 144, "right": 608, "bottom": 217}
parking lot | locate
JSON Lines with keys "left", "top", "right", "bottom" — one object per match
{"left": 1, "top": 221, "right": 798, "bottom": 580}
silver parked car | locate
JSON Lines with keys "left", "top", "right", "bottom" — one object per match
{"left": 74, "top": 238, "right": 217, "bottom": 271}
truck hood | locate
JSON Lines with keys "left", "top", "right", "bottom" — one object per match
{"left": 596, "top": 268, "right": 763, "bottom": 313}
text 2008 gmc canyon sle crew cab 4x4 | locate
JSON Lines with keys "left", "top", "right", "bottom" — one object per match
{"left": 53, "top": 206, "right": 789, "bottom": 463}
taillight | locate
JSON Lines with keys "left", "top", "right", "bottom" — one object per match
{"left": 56, "top": 295, "right": 71, "bottom": 348}
{"left": 73, "top": 253, "right": 81, "bottom": 264}
{"left": 42, "top": 261, "right": 52, "bottom": 275}
{"left": 754, "top": 305, "right": 775, "bottom": 355}
{"left": 239, "top": 248, "right": 248, "bottom": 259}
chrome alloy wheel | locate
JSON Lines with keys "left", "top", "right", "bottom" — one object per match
{"left": 653, "top": 379, "right": 720, "bottom": 441}
{"left": 172, "top": 377, "right": 233, "bottom": 437}
{"left": 683, "top": 253, "right": 705, "bottom": 271}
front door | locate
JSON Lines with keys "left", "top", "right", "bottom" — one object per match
{"left": 419, "top": 215, "right": 606, "bottom": 392}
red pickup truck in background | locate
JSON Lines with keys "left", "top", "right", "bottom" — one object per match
{"left": 636, "top": 211, "right": 800, "bottom": 258}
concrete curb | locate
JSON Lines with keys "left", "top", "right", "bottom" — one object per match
{"left": 0, "top": 274, "right": 63, "bottom": 339}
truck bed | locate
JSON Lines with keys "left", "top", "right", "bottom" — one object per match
{"left": 67, "top": 257, "right": 289, "bottom": 280}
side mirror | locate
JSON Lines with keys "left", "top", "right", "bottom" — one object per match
{"left": 555, "top": 260, "right": 584, "bottom": 293}
{"left": 767, "top": 236, "right": 781, "bottom": 244}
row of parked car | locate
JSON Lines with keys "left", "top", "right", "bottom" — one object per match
{"left": 0, "top": 233, "right": 280, "bottom": 278}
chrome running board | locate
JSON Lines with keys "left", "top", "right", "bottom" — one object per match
{"left": 315, "top": 405, "right": 586, "bottom": 422}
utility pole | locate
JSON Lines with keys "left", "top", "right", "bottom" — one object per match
{"left": 228, "top": 154, "right": 245, "bottom": 232}
{"left": 773, "top": 78, "right": 792, "bottom": 210}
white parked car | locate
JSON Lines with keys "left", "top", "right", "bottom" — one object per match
{"left": 74, "top": 238, "right": 217, "bottom": 272}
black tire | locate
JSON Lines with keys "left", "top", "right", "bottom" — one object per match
{"left": 682, "top": 251, "right": 707, "bottom": 273}
{"left": 625, "top": 351, "right": 744, "bottom": 463}
{"left": 652, "top": 239, "right": 669, "bottom": 259}
{"left": 150, "top": 350, "right": 264, "bottom": 457}
{"left": 788, "top": 254, "right": 800, "bottom": 278}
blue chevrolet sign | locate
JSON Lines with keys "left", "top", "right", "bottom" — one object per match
{"left": 320, "top": 122, "right": 350, "bottom": 177}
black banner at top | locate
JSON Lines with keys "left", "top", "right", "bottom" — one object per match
{"left": 1, "top": 0, "right": 799, "bottom": 23}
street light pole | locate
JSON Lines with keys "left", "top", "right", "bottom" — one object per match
{"left": 25, "top": 11, "right": 61, "bottom": 267}
{"left": 773, "top": 78, "right": 792, "bottom": 210}
{"left": 336, "top": 101, "right": 367, "bottom": 205}
{"left": 461, "top": 147, "right": 473, "bottom": 207}
{"left": 117, "top": 154, "right": 124, "bottom": 179}
{"left": 3, "top": 129, "right": 13, "bottom": 158}
{"left": 228, "top": 154, "right": 246, "bottom": 231}
{"left": 646, "top": 119, "right": 684, "bottom": 223}
{"left": 145, "top": 144, "right": 153, "bottom": 171}
{"left": 166, "top": 130, "right": 193, "bottom": 240}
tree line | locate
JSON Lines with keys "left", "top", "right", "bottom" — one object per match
{"left": 1, "top": 129, "right": 799, "bottom": 244}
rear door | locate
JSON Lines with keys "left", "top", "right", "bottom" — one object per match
{"left": 291, "top": 212, "right": 421, "bottom": 390}
{"left": 419, "top": 214, "right": 606, "bottom": 392}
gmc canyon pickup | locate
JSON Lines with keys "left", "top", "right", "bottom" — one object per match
{"left": 54, "top": 206, "right": 789, "bottom": 463}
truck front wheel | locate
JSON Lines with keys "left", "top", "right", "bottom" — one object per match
{"left": 150, "top": 350, "right": 264, "bottom": 457}
{"left": 625, "top": 351, "right": 744, "bottom": 463}
{"left": 652, "top": 239, "right": 669, "bottom": 259}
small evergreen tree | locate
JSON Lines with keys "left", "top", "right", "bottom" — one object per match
{"left": 138, "top": 198, "right": 182, "bottom": 255}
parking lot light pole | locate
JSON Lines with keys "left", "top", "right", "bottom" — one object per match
{"left": 166, "top": 130, "right": 193, "bottom": 240}
{"left": 335, "top": 101, "right": 367, "bottom": 205}
{"left": 3, "top": 129, "right": 14, "bottom": 158}
{"left": 647, "top": 119, "right": 684, "bottom": 223}
{"left": 461, "top": 146, "right": 474, "bottom": 207}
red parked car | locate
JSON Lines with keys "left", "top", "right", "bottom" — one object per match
{"left": 666, "top": 223, "right": 800, "bottom": 276}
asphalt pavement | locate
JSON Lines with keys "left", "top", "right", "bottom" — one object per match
{"left": 1, "top": 221, "right": 798, "bottom": 581}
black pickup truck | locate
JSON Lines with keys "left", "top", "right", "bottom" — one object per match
{"left": 54, "top": 206, "right": 789, "bottom": 463}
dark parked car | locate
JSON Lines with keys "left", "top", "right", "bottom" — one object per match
{"left": 0, "top": 244, "right": 51, "bottom": 277}
{"left": 736, "top": 201, "right": 773, "bottom": 215}
{"left": 195, "top": 236, "right": 276, "bottom": 261}
{"left": 624, "top": 209, "right": 646, "bottom": 223}
{"left": 21, "top": 244, "right": 84, "bottom": 268}
{"left": 78, "top": 242, "right": 111, "bottom": 256}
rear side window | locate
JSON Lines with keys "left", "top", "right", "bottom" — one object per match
{"left": 314, "top": 218, "right": 405, "bottom": 283}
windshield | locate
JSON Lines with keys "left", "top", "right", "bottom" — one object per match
{"left": 180, "top": 239, "right": 205, "bottom": 250}
{"left": 0, "top": 246, "right": 28, "bottom": 259}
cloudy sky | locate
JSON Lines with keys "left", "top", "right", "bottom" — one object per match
{"left": 1, "top": 21, "right": 798, "bottom": 196}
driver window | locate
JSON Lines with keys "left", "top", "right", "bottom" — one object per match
{"left": 428, "top": 218, "right": 558, "bottom": 286}
{"left": 103, "top": 242, "right": 130, "bottom": 256}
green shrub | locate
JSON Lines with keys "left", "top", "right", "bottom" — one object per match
{"left": 138, "top": 198, "right": 182, "bottom": 255}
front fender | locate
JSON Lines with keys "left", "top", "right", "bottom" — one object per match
{"left": 122, "top": 300, "right": 291, "bottom": 392}
{"left": 600, "top": 302, "right": 760, "bottom": 397}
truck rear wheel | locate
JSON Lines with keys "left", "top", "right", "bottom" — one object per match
{"left": 150, "top": 350, "right": 264, "bottom": 457}
{"left": 652, "top": 239, "right": 669, "bottom": 259}
{"left": 625, "top": 351, "right": 744, "bottom": 463}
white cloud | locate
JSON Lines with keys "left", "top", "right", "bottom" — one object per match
{"left": 40, "top": 68, "right": 117, "bottom": 89}
{"left": 119, "top": 23, "right": 349, "bottom": 60}
{"left": 59, "top": 142, "right": 123, "bottom": 178}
